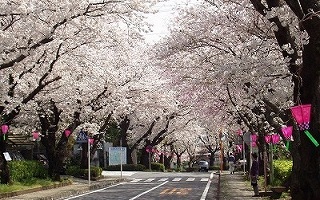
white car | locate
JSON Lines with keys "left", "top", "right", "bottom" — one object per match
{"left": 198, "top": 160, "right": 209, "bottom": 172}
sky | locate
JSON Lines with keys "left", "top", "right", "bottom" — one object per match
{"left": 144, "top": 0, "right": 198, "bottom": 43}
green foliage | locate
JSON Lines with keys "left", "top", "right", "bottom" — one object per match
{"left": 210, "top": 166, "right": 221, "bottom": 170}
{"left": 151, "top": 162, "right": 165, "bottom": 172}
{"left": 65, "top": 165, "right": 83, "bottom": 177}
{"left": 9, "top": 161, "right": 48, "bottom": 182}
{"left": 0, "top": 179, "right": 55, "bottom": 193}
{"left": 69, "top": 153, "right": 81, "bottom": 166}
{"left": 66, "top": 165, "right": 102, "bottom": 178}
{"left": 105, "top": 121, "right": 121, "bottom": 143}
{"left": 84, "top": 166, "right": 102, "bottom": 178}
{"left": 105, "top": 164, "right": 146, "bottom": 171}
{"left": 272, "top": 159, "right": 292, "bottom": 186}
{"left": 185, "top": 167, "right": 198, "bottom": 172}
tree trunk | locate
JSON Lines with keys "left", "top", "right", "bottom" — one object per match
{"left": 140, "top": 148, "right": 150, "bottom": 168}
{"left": 126, "top": 147, "right": 133, "bottom": 164}
{"left": 176, "top": 155, "right": 182, "bottom": 170}
{"left": 290, "top": 34, "right": 320, "bottom": 199}
{"left": 164, "top": 155, "right": 172, "bottom": 169}
{"left": 209, "top": 153, "right": 215, "bottom": 167}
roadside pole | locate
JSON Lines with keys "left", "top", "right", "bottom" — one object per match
{"left": 120, "top": 140, "right": 123, "bottom": 179}
{"left": 88, "top": 138, "right": 91, "bottom": 186}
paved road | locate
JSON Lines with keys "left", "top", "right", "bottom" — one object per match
{"left": 63, "top": 171, "right": 218, "bottom": 200}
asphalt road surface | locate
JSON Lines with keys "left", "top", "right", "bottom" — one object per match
{"left": 63, "top": 171, "right": 219, "bottom": 200}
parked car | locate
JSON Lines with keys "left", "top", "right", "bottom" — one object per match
{"left": 198, "top": 160, "right": 209, "bottom": 172}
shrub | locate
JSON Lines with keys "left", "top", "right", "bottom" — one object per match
{"left": 84, "top": 166, "right": 102, "bottom": 178}
{"left": 210, "top": 166, "right": 221, "bottom": 171}
{"left": 185, "top": 167, "right": 197, "bottom": 172}
{"left": 151, "top": 162, "right": 165, "bottom": 172}
{"left": 65, "top": 165, "right": 82, "bottom": 177}
{"left": 9, "top": 160, "right": 48, "bottom": 182}
{"left": 272, "top": 159, "right": 292, "bottom": 186}
{"left": 105, "top": 164, "right": 146, "bottom": 171}
{"left": 66, "top": 165, "right": 102, "bottom": 178}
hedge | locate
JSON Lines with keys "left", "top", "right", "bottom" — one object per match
{"left": 272, "top": 159, "right": 292, "bottom": 186}
{"left": 66, "top": 165, "right": 102, "bottom": 178}
{"left": 9, "top": 160, "right": 48, "bottom": 182}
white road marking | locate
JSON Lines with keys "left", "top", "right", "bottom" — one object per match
{"left": 158, "top": 178, "right": 168, "bottom": 182}
{"left": 200, "top": 178, "right": 209, "bottom": 182}
{"left": 144, "top": 178, "right": 155, "bottom": 182}
{"left": 200, "top": 172, "right": 214, "bottom": 200}
{"left": 172, "top": 178, "right": 182, "bottom": 182}
{"left": 63, "top": 183, "right": 123, "bottom": 199}
{"left": 129, "top": 181, "right": 169, "bottom": 200}
{"left": 186, "top": 178, "right": 195, "bottom": 182}
{"left": 102, "top": 171, "right": 136, "bottom": 177}
{"left": 131, "top": 179, "right": 142, "bottom": 182}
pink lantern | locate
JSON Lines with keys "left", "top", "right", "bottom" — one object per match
{"left": 281, "top": 126, "right": 293, "bottom": 140}
{"left": 290, "top": 104, "right": 311, "bottom": 130}
{"left": 271, "top": 134, "right": 281, "bottom": 144}
{"left": 32, "top": 131, "right": 40, "bottom": 140}
{"left": 251, "top": 134, "right": 257, "bottom": 142}
{"left": 236, "top": 145, "right": 242, "bottom": 152}
{"left": 265, "top": 135, "right": 272, "bottom": 144}
{"left": 64, "top": 129, "right": 71, "bottom": 137}
{"left": 1, "top": 124, "right": 9, "bottom": 134}
{"left": 88, "top": 138, "right": 94, "bottom": 144}
{"left": 252, "top": 141, "right": 257, "bottom": 147}
{"left": 236, "top": 129, "right": 243, "bottom": 136}
{"left": 146, "top": 145, "right": 152, "bottom": 153}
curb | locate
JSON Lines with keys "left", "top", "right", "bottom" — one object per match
{"left": 216, "top": 172, "right": 221, "bottom": 200}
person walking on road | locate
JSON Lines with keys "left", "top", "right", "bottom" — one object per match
{"left": 228, "top": 153, "right": 235, "bottom": 174}
{"left": 250, "top": 152, "right": 259, "bottom": 197}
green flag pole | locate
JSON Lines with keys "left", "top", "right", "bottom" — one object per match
{"left": 304, "top": 130, "right": 319, "bottom": 147}
{"left": 285, "top": 141, "right": 290, "bottom": 150}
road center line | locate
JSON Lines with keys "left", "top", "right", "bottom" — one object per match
{"left": 129, "top": 181, "right": 168, "bottom": 200}
{"left": 200, "top": 172, "right": 214, "bottom": 200}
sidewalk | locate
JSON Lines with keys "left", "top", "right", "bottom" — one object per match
{"left": 218, "top": 171, "right": 266, "bottom": 199}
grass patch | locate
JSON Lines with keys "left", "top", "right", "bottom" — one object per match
{"left": 0, "top": 178, "right": 66, "bottom": 194}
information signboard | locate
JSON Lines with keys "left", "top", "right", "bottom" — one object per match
{"left": 109, "top": 147, "right": 127, "bottom": 165}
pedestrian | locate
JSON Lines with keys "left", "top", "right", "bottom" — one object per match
{"left": 228, "top": 153, "right": 235, "bottom": 174}
{"left": 250, "top": 152, "right": 259, "bottom": 197}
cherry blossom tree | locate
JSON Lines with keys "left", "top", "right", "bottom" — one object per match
{"left": 152, "top": 0, "right": 320, "bottom": 198}
{"left": 0, "top": 0, "right": 164, "bottom": 182}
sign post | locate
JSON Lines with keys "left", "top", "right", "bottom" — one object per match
{"left": 88, "top": 138, "right": 90, "bottom": 186}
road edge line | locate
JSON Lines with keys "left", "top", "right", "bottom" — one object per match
{"left": 200, "top": 172, "right": 214, "bottom": 200}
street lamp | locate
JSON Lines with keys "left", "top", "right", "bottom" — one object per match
{"left": 236, "top": 129, "right": 246, "bottom": 174}
{"left": 146, "top": 145, "right": 155, "bottom": 171}
{"left": 290, "top": 104, "right": 319, "bottom": 146}
{"left": 88, "top": 138, "right": 94, "bottom": 186}
{"left": 32, "top": 131, "right": 41, "bottom": 156}
{"left": 219, "top": 132, "right": 226, "bottom": 174}
{"left": 1, "top": 125, "right": 9, "bottom": 140}
{"left": 64, "top": 129, "right": 71, "bottom": 137}
{"left": 265, "top": 133, "right": 281, "bottom": 185}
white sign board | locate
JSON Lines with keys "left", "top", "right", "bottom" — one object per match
{"left": 109, "top": 147, "right": 127, "bottom": 165}
{"left": 3, "top": 152, "right": 12, "bottom": 161}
